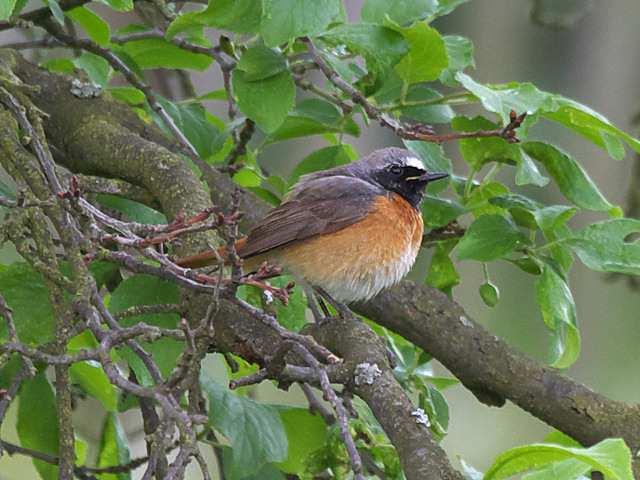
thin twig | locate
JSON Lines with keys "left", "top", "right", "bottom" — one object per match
{"left": 293, "top": 344, "right": 365, "bottom": 480}
{"left": 301, "top": 383, "right": 335, "bottom": 424}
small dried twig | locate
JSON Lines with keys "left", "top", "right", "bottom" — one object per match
{"left": 301, "top": 383, "right": 335, "bottom": 424}
{"left": 293, "top": 344, "right": 365, "bottom": 480}
{"left": 0, "top": 296, "right": 36, "bottom": 437}
{"left": 114, "top": 304, "right": 181, "bottom": 321}
{"left": 229, "top": 369, "right": 269, "bottom": 390}
{"left": 423, "top": 221, "right": 466, "bottom": 245}
{"left": 232, "top": 297, "right": 339, "bottom": 365}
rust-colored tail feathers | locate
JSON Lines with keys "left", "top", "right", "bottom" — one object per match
{"left": 175, "top": 237, "right": 247, "bottom": 268}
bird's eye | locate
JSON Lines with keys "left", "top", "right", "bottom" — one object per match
{"left": 389, "top": 164, "right": 402, "bottom": 175}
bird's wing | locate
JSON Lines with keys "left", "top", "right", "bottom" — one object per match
{"left": 239, "top": 175, "right": 383, "bottom": 258}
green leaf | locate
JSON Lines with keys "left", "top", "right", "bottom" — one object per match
{"left": 400, "top": 86, "right": 455, "bottom": 124}
{"left": 460, "top": 459, "right": 484, "bottom": 480}
{"left": 440, "top": 35, "right": 474, "bottom": 84}
{"left": 522, "top": 459, "right": 590, "bottom": 480}
{"left": 11, "top": 0, "right": 28, "bottom": 16}
{"left": 46, "top": 0, "right": 65, "bottom": 25}
{"left": 237, "top": 45, "right": 288, "bottom": 81}
{"left": 157, "top": 98, "right": 224, "bottom": 158}
{"left": 41, "top": 57, "right": 76, "bottom": 74}
{"left": 66, "top": 6, "right": 111, "bottom": 46}
{"left": 544, "top": 96, "right": 640, "bottom": 157}
{"left": 544, "top": 430, "right": 583, "bottom": 448}
{"left": 70, "top": 361, "right": 119, "bottom": 411}
{"left": 276, "top": 406, "right": 329, "bottom": 474}
{"left": 533, "top": 205, "right": 577, "bottom": 234}
{"left": 361, "top": 0, "right": 438, "bottom": 26}
{"left": 420, "top": 383, "right": 450, "bottom": 437}
{"left": 194, "top": 88, "right": 227, "bottom": 102}
{"left": 233, "top": 167, "right": 264, "bottom": 188}
{"left": 0, "top": 177, "right": 16, "bottom": 200}
{"left": 271, "top": 276, "right": 308, "bottom": 331}
{"left": 463, "top": 181, "right": 509, "bottom": 216}
{"left": 426, "top": 239, "right": 460, "bottom": 294}
{"left": 456, "top": 215, "right": 528, "bottom": 261}
{"left": 17, "top": 372, "right": 59, "bottom": 480}
{"left": 167, "top": 0, "right": 262, "bottom": 38}
{"left": 108, "top": 87, "right": 145, "bottom": 105}
{"left": 534, "top": 205, "right": 576, "bottom": 274}
{"left": 535, "top": 262, "right": 580, "bottom": 369}
{"left": 484, "top": 438, "right": 633, "bottom": 480}
{"left": 0, "top": 0, "right": 17, "bottom": 21}
{"left": 73, "top": 52, "right": 112, "bottom": 87}
{"left": 509, "top": 256, "right": 542, "bottom": 276}
{"left": 434, "top": 0, "right": 470, "bottom": 17}
{"left": 100, "top": 0, "right": 134, "bottom": 11}
{"left": 421, "top": 195, "right": 466, "bottom": 228}
{"left": 456, "top": 72, "right": 555, "bottom": 124}
{"left": 114, "top": 39, "right": 213, "bottom": 70}
{"left": 453, "top": 116, "right": 519, "bottom": 168}
{"left": 479, "top": 281, "right": 500, "bottom": 307}
{"left": 320, "top": 24, "right": 408, "bottom": 79}
{"left": 395, "top": 21, "right": 448, "bottom": 84}
{"left": 221, "top": 448, "right": 286, "bottom": 480}
{"left": 601, "top": 131, "right": 626, "bottom": 161}
{"left": 289, "top": 145, "right": 354, "bottom": 184}
{"left": 201, "top": 376, "right": 288, "bottom": 477}
{"left": 96, "top": 194, "right": 166, "bottom": 225}
{"left": 517, "top": 148, "right": 550, "bottom": 187}
{"left": 455, "top": 73, "right": 640, "bottom": 156}
{"left": 565, "top": 219, "right": 640, "bottom": 275}
{"left": 0, "top": 355, "right": 22, "bottom": 391}
{"left": 232, "top": 70, "right": 295, "bottom": 132}
{"left": 522, "top": 142, "right": 615, "bottom": 213}
{"left": 0, "top": 263, "right": 56, "bottom": 344}
{"left": 452, "top": 116, "right": 547, "bottom": 186}
{"left": 404, "top": 140, "right": 452, "bottom": 175}
{"left": 109, "top": 275, "right": 182, "bottom": 382}
{"left": 268, "top": 98, "right": 360, "bottom": 142}
{"left": 488, "top": 194, "right": 541, "bottom": 230}
{"left": 97, "top": 412, "right": 132, "bottom": 480}
{"left": 260, "top": 0, "right": 344, "bottom": 47}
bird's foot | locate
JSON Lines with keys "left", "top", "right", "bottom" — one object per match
{"left": 314, "top": 287, "right": 353, "bottom": 320}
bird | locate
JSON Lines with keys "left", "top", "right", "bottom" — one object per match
{"left": 177, "top": 147, "right": 449, "bottom": 303}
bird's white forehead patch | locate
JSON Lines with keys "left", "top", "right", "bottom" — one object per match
{"left": 404, "top": 156, "right": 425, "bottom": 170}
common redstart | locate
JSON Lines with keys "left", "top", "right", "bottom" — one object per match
{"left": 178, "top": 147, "right": 449, "bottom": 303}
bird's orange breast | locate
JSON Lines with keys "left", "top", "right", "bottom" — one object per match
{"left": 257, "top": 193, "right": 424, "bottom": 302}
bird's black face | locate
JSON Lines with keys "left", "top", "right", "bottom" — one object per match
{"left": 372, "top": 159, "right": 448, "bottom": 209}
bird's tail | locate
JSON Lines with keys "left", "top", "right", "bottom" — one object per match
{"left": 175, "top": 237, "right": 247, "bottom": 268}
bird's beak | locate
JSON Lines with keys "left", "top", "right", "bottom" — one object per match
{"left": 407, "top": 172, "right": 449, "bottom": 182}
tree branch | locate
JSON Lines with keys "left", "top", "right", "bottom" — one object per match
{"left": 354, "top": 283, "right": 640, "bottom": 453}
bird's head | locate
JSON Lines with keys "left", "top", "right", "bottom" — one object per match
{"left": 364, "top": 148, "right": 449, "bottom": 208}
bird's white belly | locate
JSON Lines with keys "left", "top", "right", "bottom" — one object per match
{"left": 318, "top": 241, "right": 421, "bottom": 303}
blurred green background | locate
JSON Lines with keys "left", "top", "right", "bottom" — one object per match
{"left": 1, "top": 0, "right": 639, "bottom": 478}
